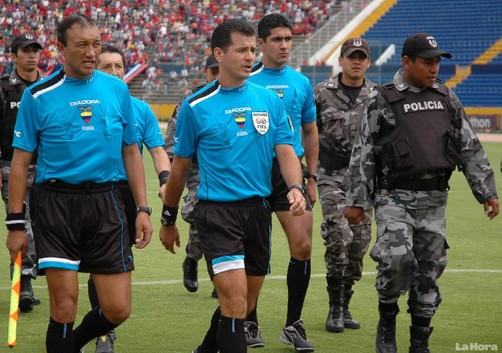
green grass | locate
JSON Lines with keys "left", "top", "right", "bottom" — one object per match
{"left": 1, "top": 142, "right": 502, "bottom": 352}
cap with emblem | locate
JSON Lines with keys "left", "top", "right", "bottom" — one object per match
{"left": 401, "top": 33, "right": 452, "bottom": 59}
{"left": 203, "top": 54, "right": 219, "bottom": 69}
{"left": 340, "top": 38, "right": 370, "bottom": 57}
{"left": 10, "top": 33, "right": 42, "bottom": 53}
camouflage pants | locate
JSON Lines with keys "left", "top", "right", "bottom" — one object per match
{"left": 371, "top": 199, "right": 448, "bottom": 318}
{"left": 318, "top": 181, "right": 372, "bottom": 285}
{"left": 181, "top": 188, "right": 202, "bottom": 261}
{"left": 1, "top": 164, "right": 37, "bottom": 278}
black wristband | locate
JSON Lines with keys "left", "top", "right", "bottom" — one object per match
{"left": 307, "top": 173, "right": 318, "bottom": 182}
{"left": 161, "top": 205, "right": 178, "bottom": 226}
{"left": 158, "top": 170, "right": 170, "bottom": 186}
{"left": 289, "top": 184, "right": 306, "bottom": 194}
{"left": 6, "top": 212, "right": 26, "bottom": 231}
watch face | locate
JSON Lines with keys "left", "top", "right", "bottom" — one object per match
{"left": 137, "top": 206, "right": 152, "bottom": 215}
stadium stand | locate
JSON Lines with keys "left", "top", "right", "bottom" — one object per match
{"left": 1, "top": 0, "right": 500, "bottom": 110}
{"left": 298, "top": 0, "right": 501, "bottom": 108}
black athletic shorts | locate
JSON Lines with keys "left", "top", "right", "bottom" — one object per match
{"left": 266, "top": 158, "right": 312, "bottom": 212}
{"left": 30, "top": 180, "right": 135, "bottom": 274}
{"left": 194, "top": 197, "right": 271, "bottom": 279}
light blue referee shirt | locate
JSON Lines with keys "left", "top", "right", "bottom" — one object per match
{"left": 13, "top": 68, "right": 137, "bottom": 184}
{"left": 174, "top": 80, "right": 293, "bottom": 202}
{"left": 248, "top": 62, "right": 316, "bottom": 158}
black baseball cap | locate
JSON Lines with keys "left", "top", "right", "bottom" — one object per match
{"left": 341, "top": 38, "right": 370, "bottom": 57}
{"left": 10, "top": 33, "right": 42, "bottom": 53}
{"left": 204, "top": 54, "right": 219, "bottom": 69}
{"left": 401, "top": 33, "right": 452, "bottom": 59}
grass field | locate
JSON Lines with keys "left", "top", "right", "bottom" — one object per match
{"left": 1, "top": 142, "right": 501, "bottom": 353}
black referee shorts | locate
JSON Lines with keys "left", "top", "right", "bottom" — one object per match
{"left": 31, "top": 180, "right": 135, "bottom": 274}
{"left": 194, "top": 197, "right": 271, "bottom": 279}
{"left": 266, "top": 158, "right": 312, "bottom": 212}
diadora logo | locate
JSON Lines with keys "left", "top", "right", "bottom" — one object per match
{"left": 69, "top": 99, "right": 100, "bottom": 106}
{"left": 225, "top": 107, "right": 252, "bottom": 114}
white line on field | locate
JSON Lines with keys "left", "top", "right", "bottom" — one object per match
{"left": 1, "top": 269, "right": 500, "bottom": 291}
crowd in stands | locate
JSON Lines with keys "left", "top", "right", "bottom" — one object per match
{"left": 1, "top": 0, "right": 343, "bottom": 76}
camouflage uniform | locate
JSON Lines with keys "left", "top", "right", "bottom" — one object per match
{"left": 0, "top": 71, "right": 40, "bottom": 279}
{"left": 346, "top": 69, "right": 498, "bottom": 318}
{"left": 315, "top": 73, "right": 375, "bottom": 285}
{"left": 164, "top": 88, "right": 202, "bottom": 261}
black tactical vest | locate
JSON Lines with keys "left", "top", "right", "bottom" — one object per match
{"left": 376, "top": 82, "right": 461, "bottom": 179}
{"left": 0, "top": 75, "right": 24, "bottom": 161}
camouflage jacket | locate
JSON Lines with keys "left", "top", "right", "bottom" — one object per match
{"left": 314, "top": 73, "right": 375, "bottom": 184}
{"left": 315, "top": 73, "right": 376, "bottom": 155}
{"left": 163, "top": 87, "right": 200, "bottom": 190}
{"left": 346, "top": 69, "right": 498, "bottom": 210}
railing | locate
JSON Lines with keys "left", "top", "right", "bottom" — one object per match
{"left": 290, "top": 0, "right": 369, "bottom": 69}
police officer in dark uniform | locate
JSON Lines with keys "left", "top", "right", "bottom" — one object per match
{"left": 345, "top": 33, "right": 499, "bottom": 353}
{"left": 0, "top": 33, "right": 43, "bottom": 312}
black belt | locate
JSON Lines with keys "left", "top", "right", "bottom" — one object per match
{"left": 393, "top": 175, "right": 450, "bottom": 191}
{"left": 36, "top": 179, "right": 128, "bottom": 194}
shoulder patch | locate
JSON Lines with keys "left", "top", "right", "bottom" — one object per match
{"left": 251, "top": 61, "right": 264, "bottom": 74}
{"left": 187, "top": 81, "right": 220, "bottom": 105}
{"left": 29, "top": 70, "right": 65, "bottom": 96}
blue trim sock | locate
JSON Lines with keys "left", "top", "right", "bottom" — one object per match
{"left": 286, "top": 258, "right": 311, "bottom": 326}
{"left": 73, "top": 307, "right": 118, "bottom": 351}
{"left": 217, "top": 316, "right": 245, "bottom": 353}
{"left": 46, "top": 317, "right": 74, "bottom": 353}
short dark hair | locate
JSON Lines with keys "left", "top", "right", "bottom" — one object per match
{"left": 211, "top": 19, "right": 255, "bottom": 52}
{"left": 257, "top": 13, "right": 292, "bottom": 41}
{"left": 100, "top": 44, "right": 126, "bottom": 67}
{"left": 57, "top": 14, "right": 98, "bottom": 46}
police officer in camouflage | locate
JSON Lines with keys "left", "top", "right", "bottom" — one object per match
{"left": 0, "top": 33, "right": 43, "bottom": 312}
{"left": 345, "top": 33, "right": 499, "bottom": 353}
{"left": 163, "top": 55, "right": 219, "bottom": 295}
{"left": 314, "top": 38, "right": 375, "bottom": 333}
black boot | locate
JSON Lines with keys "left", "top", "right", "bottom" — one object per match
{"left": 376, "top": 302, "right": 399, "bottom": 353}
{"left": 182, "top": 257, "right": 198, "bottom": 292}
{"left": 325, "top": 275, "right": 344, "bottom": 333}
{"left": 409, "top": 326, "right": 433, "bottom": 353}
{"left": 343, "top": 286, "right": 360, "bottom": 329}
{"left": 19, "top": 275, "right": 35, "bottom": 312}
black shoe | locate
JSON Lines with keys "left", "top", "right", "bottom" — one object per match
{"left": 279, "top": 319, "right": 315, "bottom": 352}
{"left": 409, "top": 326, "right": 433, "bottom": 353}
{"left": 376, "top": 317, "right": 397, "bottom": 353}
{"left": 343, "top": 290, "right": 360, "bottom": 329}
{"left": 95, "top": 329, "right": 116, "bottom": 353}
{"left": 182, "top": 257, "right": 198, "bottom": 293}
{"left": 33, "top": 295, "right": 41, "bottom": 306}
{"left": 19, "top": 275, "right": 35, "bottom": 312}
{"left": 326, "top": 276, "right": 344, "bottom": 333}
{"left": 244, "top": 321, "right": 265, "bottom": 348}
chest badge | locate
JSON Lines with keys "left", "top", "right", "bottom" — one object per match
{"left": 79, "top": 106, "right": 93, "bottom": 123}
{"left": 252, "top": 112, "right": 269, "bottom": 135}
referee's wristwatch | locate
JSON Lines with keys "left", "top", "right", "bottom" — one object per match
{"left": 136, "top": 206, "right": 152, "bottom": 215}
